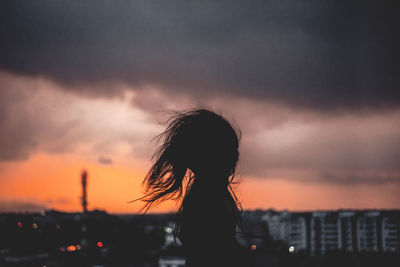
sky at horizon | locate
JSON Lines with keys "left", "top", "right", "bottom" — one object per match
{"left": 1, "top": 1, "right": 399, "bottom": 213}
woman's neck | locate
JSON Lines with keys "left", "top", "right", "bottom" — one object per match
{"left": 189, "top": 173, "right": 229, "bottom": 196}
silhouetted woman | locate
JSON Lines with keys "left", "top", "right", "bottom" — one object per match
{"left": 140, "top": 109, "right": 246, "bottom": 267}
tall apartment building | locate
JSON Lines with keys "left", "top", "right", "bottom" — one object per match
{"left": 287, "top": 215, "right": 308, "bottom": 252}
{"left": 310, "top": 212, "right": 341, "bottom": 255}
{"left": 338, "top": 211, "right": 356, "bottom": 252}
{"left": 381, "top": 215, "right": 400, "bottom": 252}
{"left": 356, "top": 211, "right": 380, "bottom": 252}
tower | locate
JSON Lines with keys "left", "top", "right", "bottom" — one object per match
{"left": 81, "top": 169, "right": 88, "bottom": 213}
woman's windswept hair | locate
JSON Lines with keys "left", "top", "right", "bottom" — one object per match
{"left": 139, "top": 109, "right": 242, "bottom": 217}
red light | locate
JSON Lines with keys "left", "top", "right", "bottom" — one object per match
{"left": 17, "top": 222, "right": 22, "bottom": 228}
{"left": 67, "top": 245, "right": 76, "bottom": 252}
{"left": 97, "top": 241, "right": 103, "bottom": 248}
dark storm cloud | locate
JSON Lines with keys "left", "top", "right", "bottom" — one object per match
{"left": 1, "top": 0, "right": 399, "bottom": 110}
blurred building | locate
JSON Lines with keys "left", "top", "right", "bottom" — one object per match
{"left": 381, "top": 215, "right": 400, "bottom": 252}
{"left": 288, "top": 214, "right": 308, "bottom": 252}
{"left": 261, "top": 209, "right": 400, "bottom": 255}
{"left": 338, "top": 211, "right": 356, "bottom": 252}
{"left": 310, "top": 212, "right": 341, "bottom": 255}
{"left": 262, "top": 211, "right": 308, "bottom": 253}
{"left": 356, "top": 211, "right": 380, "bottom": 252}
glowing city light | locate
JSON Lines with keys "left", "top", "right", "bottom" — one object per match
{"left": 32, "top": 223, "right": 38, "bottom": 229}
{"left": 97, "top": 241, "right": 103, "bottom": 248}
{"left": 17, "top": 222, "right": 22, "bottom": 228}
{"left": 250, "top": 244, "right": 257, "bottom": 251}
{"left": 289, "top": 246, "right": 295, "bottom": 253}
{"left": 41, "top": 209, "right": 46, "bottom": 216}
{"left": 164, "top": 226, "right": 173, "bottom": 234}
{"left": 67, "top": 245, "right": 76, "bottom": 252}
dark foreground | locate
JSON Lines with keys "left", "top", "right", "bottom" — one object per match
{"left": 0, "top": 210, "right": 398, "bottom": 267}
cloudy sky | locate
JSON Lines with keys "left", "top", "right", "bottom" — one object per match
{"left": 1, "top": 0, "right": 399, "bottom": 213}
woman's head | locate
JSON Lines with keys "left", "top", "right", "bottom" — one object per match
{"left": 163, "top": 109, "right": 240, "bottom": 177}
{"left": 140, "top": 109, "right": 241, "bottom": 211}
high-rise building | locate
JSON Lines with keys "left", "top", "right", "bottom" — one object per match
{"left": 310, "top": 212, "right": 341, "bottom": 255}
{"left": 356, "top": 211, "right": 380, "bottom": 252}
{"left": 338, "top": 211, "right": 356, "bottom": 252}
{"left": 381, "top": 215, "right": 400, "bottom": 252}
{"left": 287, "top": 214, "right": 307, "bottom": 252}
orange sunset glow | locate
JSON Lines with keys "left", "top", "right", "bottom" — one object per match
{"left": 1, "top": 150, "right": 399, "bottom": 214}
